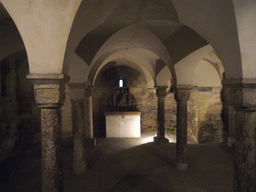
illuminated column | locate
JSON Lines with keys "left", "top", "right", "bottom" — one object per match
{"left": 68, "top": 83, "right": 87, "bottom": 174}
{"left": 226, "top": 81, "right": 256, "bottom": 192}
{"left": 175, "top": 86, "right": 192, "bottom": 170}
{"left": 154, "top": 86, "right": 169, "bottom": 144}
{"left": 27, "top": 74, "right": 69, "bottom": 192}
{"left": 84, "top": 85, "right": 95, "bottom": 146}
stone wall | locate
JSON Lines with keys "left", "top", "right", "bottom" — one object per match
{"left": 132, "top": 87, "right": 157, "bottom": 131}
{"left": 131, "top": 87, "right": 177, "bottom": 132}
{"left": 0, "top": 57, "right": 19, "bottom": 161}
{"left": 91, "top": 65, "right": 224, "bottom": 143}
{"left": 0, "top": 56, "right": 40, "bottom": 162}
{"left": 63, "top": 85, "right": 224, "bottom": 144}
{"left": 92, "top": 65, "right": 156, "bottom": 137}
{"left": 190, "top": 87, "right": 223, "bottom": 143}
{"left": 0, "top": 59, "right": 224, "bottom": 162}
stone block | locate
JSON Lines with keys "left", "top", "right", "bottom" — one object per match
{"left": 105, "top": 111, "right": 141, "bottom": 138}
{"left": 27, "top": 74, "right": 69, "bottom": 106}
{"left": 34, "top": 84, "right": 63, "bottom": 104}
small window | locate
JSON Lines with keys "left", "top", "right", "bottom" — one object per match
{"left": 119, "top": 79, "right": 123, "bottom": 87}
{"left": 117, "top": 76, "right": 127, "bottom": 87}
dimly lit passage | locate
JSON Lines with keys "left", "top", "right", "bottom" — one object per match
{"left": 0, "top": 1, "right": 255, "bottom": 192}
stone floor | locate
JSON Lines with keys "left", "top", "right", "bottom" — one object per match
{"left": 0, "top": 131, "right": 234, "bottom": 192}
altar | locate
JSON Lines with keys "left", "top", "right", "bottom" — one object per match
{"left": 105, "top": 111, "right": 141, "bottom": 138}
{"left": 105, "top": 83, "right": 141, "bottom": 138}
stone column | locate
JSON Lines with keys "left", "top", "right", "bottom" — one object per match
{"left": 221, "top": 85, "right": 229, "bottom": 144}
{"left": 234, "top": 108, "right": 256, "bottom": 191}
{"left": 27, "top": 74, "right": 69, "bottom": 192}
{"left": 154, "top": 86, "right": 169, "bottom": 144}
{"left": 68, "top": 83, "right": 87, "bottom": 174}
{"left": 222, "top": 85, "right": 236, "bottom": 147}
{"left": 84, "top": 85, "right": 95, "bottom": 147}
{"left": 174, "top": 86, "right": 192, "bottom": 170}
{"left": 228, "top": 105, "right": 236, "bottom": 147}
{"left": 225, "top": 80, "right": 256, "bottom": 192}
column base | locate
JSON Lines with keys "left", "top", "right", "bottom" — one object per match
{"left": 154, "top": 136, "right": 169, "bottom": 145}
{"left": 175, "top": 161, "right": 189, "bottom": 171}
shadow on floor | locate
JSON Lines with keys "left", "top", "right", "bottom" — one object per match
{"left": 0, "top": 136, "right": 234, "bottom": 192}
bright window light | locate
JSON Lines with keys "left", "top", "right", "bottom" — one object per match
{"left": 119, "top": 79, "right": 123, "bottom": 87}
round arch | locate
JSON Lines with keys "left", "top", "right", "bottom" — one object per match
{"left": 87, "top": 49, "right": 157, "bottom": 89}
{"left": 193, "top": 60, "right": 222, "bottom": 87}
{"left": 65, "top": 0, "right": 179, "bottom": 84}
{"left": 156, "top": 65, "right": 172, "bottom": 87}
{"left": 171, "top": 0, "right": 241, "bottom": 79}
{"left": 175, "top": 44, "right": 221, "bottom": 85}
{"left": 1, "top": 0, "right": 81, "bottom": 74}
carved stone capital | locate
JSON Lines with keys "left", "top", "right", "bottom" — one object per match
{"left": 68, "top": 83, "right": 87, "bottom": 100}
{"left": 155, "top": 86, "right": 168, "bottom": 97}
{"left": 85, "top": 85, "right": 94, "bottom": 97}
{"left": 27, "top": 74, "right": 69, "bottom": 108}
{"left": 174, "top": 85, "right": 193, "bottom": 101}
{"left": 223, "top": 79, "right": 256, "bottom": 109}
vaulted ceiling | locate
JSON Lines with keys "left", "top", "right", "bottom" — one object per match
{"left": 0, "top": 0, "right": 245, "bottom": 87}
{"left": 66, "top": 0, "right": 216, "bottom": 86}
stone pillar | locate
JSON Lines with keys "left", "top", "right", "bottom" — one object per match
{"left": 228, "top": 105, "right": 236, "bottom": 147}
{"left": 221, "top": 85, "right": 229, "bottom": 144}
{"left": 234, "top": 108, "right": 256, "bottom": 191}
{"left": 222, "top": 85, "right": 236, "bottom": 147}
{"left": 225, "top": 80, "right": 256, "bottom": 192}
{"left": 154, "top": 86, "right": 169, "bottom": 144}
{"left": 27, "top": 74, "right": 69, "bottom": 192}
{"left": 174, "top": 86, "right": 192, "bottom": 170}
{"left": 84, "top": 85, "right": 95, "bottom": 146}
{"left": 68, "top": 83, "right": 87, "bottom": 174}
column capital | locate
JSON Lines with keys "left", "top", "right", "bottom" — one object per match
{"left": 85, "top": 85, "right": 94, "bottom": 97}
{"left": 27, "top": 74, "right": 69, "bottom": 108}
{"left": 223, "top": 79, "right": 256, "bottom": 109}
{"left": 68, "top": 83, "right": 86, "bottom": 100}
{"left": 155, "top": 86, "right": 168, "bottom": 97}
{"left": 175, "top": 85, "right": 193, "bottom": 101}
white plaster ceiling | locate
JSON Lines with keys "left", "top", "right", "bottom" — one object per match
{"left": 87, "top": 48, "right": 157, "bottom": 87}
{"left": 193, "top": 60, "right": 222, "bottom": 87}
{"left": 88, "top": 0, "right": 179, "bottom": 37}
{"left": 67, "top": 0, "right": 182, "bottom": 85}
{"left": 65, "top": 0, "right": 243, "bottom": 85}
{"left": 91, "top": 20, "right": 181, "bottom": 42}
{"left": 175, "top": 44, "right": 224, "bottom": 86}
{"left": 98, "top": 57, "right": 155, "bottom": 88}
{"left": 1, "top": 0, "right": 250, "bottom": 87}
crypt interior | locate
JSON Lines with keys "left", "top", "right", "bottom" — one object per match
{"left": 0, "top": 0, "right": 255, "bottom": 191}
